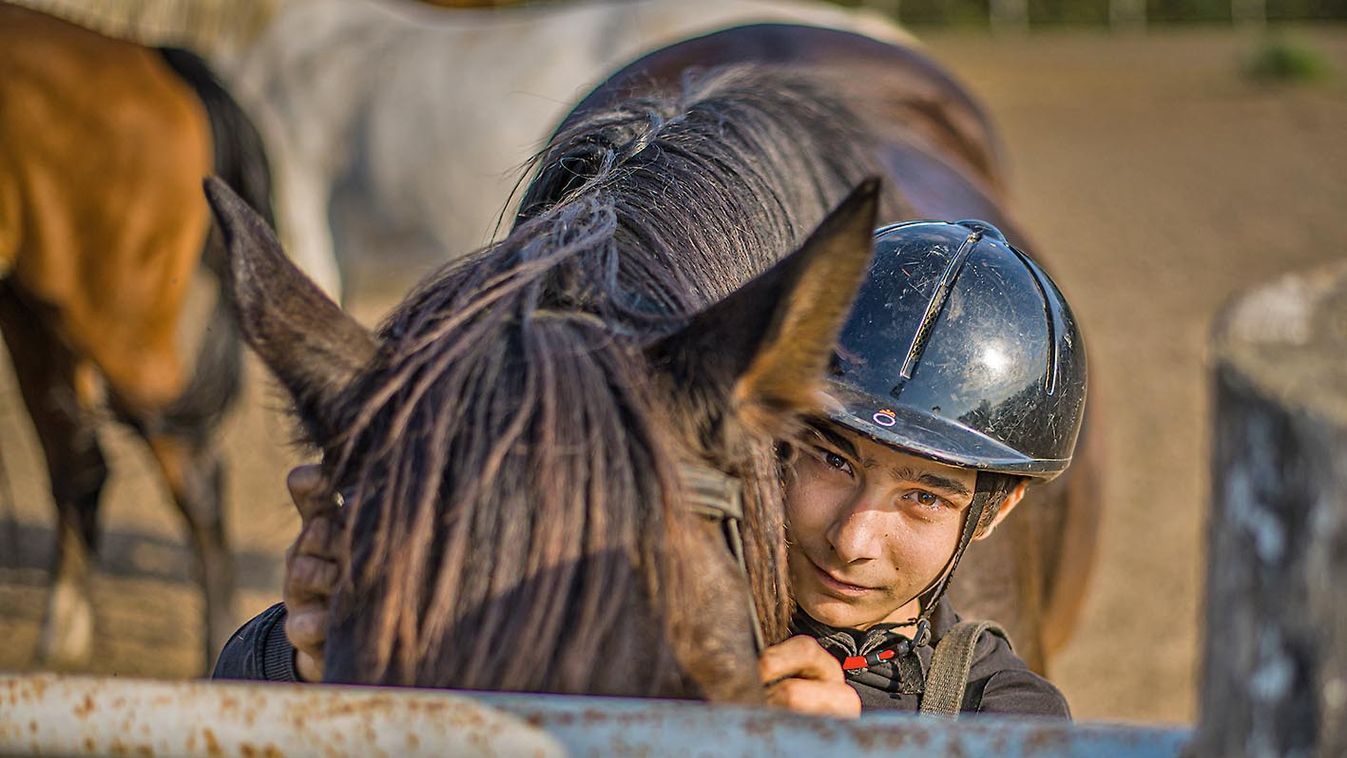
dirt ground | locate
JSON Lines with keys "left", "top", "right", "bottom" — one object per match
{"left": 2, "top": 26, "right": 1346, "bottom": 725}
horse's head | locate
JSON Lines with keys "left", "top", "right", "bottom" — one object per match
{"left": 205, "top": 175, "right": 877, "bottom": 700}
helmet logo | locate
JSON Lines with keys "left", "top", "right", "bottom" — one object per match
{"left": 873, "top": 409, "right": 898, "bottom": 427}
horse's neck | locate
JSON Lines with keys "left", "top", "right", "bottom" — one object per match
{"left": 574, "top": 24, "right": 992, "bottom": 161}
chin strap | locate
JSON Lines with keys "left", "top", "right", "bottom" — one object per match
{"left": 910, "top": 475, "right": 996, "bottom": 640}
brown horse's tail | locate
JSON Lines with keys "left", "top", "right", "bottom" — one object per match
{"left": 157, "top": 47, "right": 276, "bottom": 439}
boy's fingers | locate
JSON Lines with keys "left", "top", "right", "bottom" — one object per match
{"left": 287, "top": 601, "right": 328, "bottom": 682}
{"left": 295, "top": 649, "right": 324, "bottom": 683}
{"left": 295, "top": 516, "right": 341, "bottom": 559}
{"left": 765, "top": 678, "right": 861, "bottom": 719}
{"left": 759, "top": 636, "right": 845, "bottom": 685}
{"left": 287, "top": 464, "right": 335, "bottom": 523}
{"left": 285, "top": 605, "right": 327, "bottom": 652}
{"left": 286, "top": 555, "right": 340, "bottom": 598}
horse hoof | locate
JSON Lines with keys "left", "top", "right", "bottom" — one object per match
{"left": 36, "top": 583, "right": 95, "bottom": 668}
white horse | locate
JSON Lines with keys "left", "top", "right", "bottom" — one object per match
{"left": 8, "top": 0, "right": 910, "bottom": 299}
{"left": 223, "top": 0, "right": 913, "bottom": 299}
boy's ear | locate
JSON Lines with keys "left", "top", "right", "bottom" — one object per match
{"left": 975, "top": 480, "right": 1030, "bottom": 540}
{"left": 646, "top": 178, "right": 881, "bottom": 440}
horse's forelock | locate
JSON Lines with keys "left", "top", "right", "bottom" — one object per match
{"left": 326, "top": 237, "right": 708, "bottom": 694}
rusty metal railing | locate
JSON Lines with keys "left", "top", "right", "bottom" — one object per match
{"left": 0, "top": 674, "right": 1188, "bottom": 757}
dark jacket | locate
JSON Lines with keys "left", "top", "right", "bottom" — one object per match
{"left": 212, "top": 602, "right": 298, "bottom": 682}
{"left": 796, "top": 598, "right": 1070, "bottom": 717}
{"left": 214, "top": 600, "right": 1068, "bottom": 718}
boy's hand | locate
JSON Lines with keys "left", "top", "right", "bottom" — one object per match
{"left": 759, "top": 636, "right": 862, "bottom": 718}
{"left": 282, "top": 465, "right": 343, "bottom": 682}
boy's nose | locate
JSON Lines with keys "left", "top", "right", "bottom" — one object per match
{"left": 826, "top": 494, "right": 885, "bottom": 564}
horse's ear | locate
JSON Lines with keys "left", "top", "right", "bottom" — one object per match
{"left": 647, "top": 178, "right": 880, "bottom": 441}
{"left": 204, "top": 177, "right": 376, "bottom": 443}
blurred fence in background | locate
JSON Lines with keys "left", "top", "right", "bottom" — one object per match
{"left": 841, "top": 0, "right": 1346, "bottom": 27}
{"left": 14, "top": 0, "right": 1347, "bottom": 42}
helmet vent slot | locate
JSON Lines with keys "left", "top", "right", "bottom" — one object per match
{"left": 896, "top": 230, "right": 982, "bottom": 386}
{"left": 1013, "top": 249, "right": 1062, "bottom": 396}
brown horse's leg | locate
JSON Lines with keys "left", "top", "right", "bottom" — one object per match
{"left": 128, "top": 425, "right": 235, "bottom": 671}
{"left": 0, "top": 283, "right": 105, "bottom": 666}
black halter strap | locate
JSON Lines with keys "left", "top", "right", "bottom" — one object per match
{"left": 678, "top": 461, "right": 766, "bottom": 654}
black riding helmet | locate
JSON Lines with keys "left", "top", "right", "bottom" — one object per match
{"left": 826, "top": 219, "right": 1086, "bottom": 481}
{"left": 803, "top": 219, "right": 1087, "bottom": 668}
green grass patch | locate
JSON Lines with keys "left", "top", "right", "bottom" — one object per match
{"left": 1242, "top": 35, "right": 1335, "bottom": 83}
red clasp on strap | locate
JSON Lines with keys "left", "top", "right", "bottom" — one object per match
{"left": 841, "top": 648, "right": 897, "bottom": 672}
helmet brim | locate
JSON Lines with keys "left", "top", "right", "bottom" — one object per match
{"left": 822, "top": 387, "right": 1069, "bottom": 481}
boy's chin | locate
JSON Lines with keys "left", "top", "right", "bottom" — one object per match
{"left": 797, "top": 594, "right": 880, "bottom": 630}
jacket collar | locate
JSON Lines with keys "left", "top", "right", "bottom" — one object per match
{"left": 792, "top": 598, "right": 960, "bottom": 696}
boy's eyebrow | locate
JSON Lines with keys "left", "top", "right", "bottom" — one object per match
{"left": 803, "top": 421, "right": 861, "bottom": 461}
{"left": 801, "top": 422, "right": 973, "bottom": 500}
{"left": 890, "top": 466, "right": 973, "bottom": 499}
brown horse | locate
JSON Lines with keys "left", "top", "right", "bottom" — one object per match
{"left": 0, "top": 4, "right": 274, "bottom": 669}
{"left": 207, "top": 24, "right": 1098, "bottom": 695}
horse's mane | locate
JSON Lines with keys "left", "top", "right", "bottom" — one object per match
{"left": 325, "top": 64, "right": 908, "bottom": 693}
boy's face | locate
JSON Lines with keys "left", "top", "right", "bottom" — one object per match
{"left": 784, "top": 423, "right": 981, "bottom": 631}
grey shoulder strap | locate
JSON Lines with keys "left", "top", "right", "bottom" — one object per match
{"left": 919, "top": 619, "right": 1006, "bottom": 719}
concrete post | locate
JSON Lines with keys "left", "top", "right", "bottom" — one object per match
{"left": 1202, "top": 261, "right": 1347, "bottom": 757}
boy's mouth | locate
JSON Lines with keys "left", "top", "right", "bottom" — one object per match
{"left": 806, "top": 555, "right": 877, "bottom": 597}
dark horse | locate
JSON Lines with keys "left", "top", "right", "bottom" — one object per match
{"left": 0, "top": 4, "right": 274, "bottom": 669}
{"left": 549, "top": 24, "right": 1103, "bottom": 672}
{"left": 207, "top": 23, "right": 1099, "bottom": 695}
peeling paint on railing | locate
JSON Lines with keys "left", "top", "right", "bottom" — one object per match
{"left": 0, "top": 674, "right": 1190, "bottom": 757}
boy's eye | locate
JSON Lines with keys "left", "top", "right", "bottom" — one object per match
{"left": 905, "top": 490, "right": 948, "bottom": 510}
{"left": 810, "top": 447, "right": 855, "bottom": 477}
